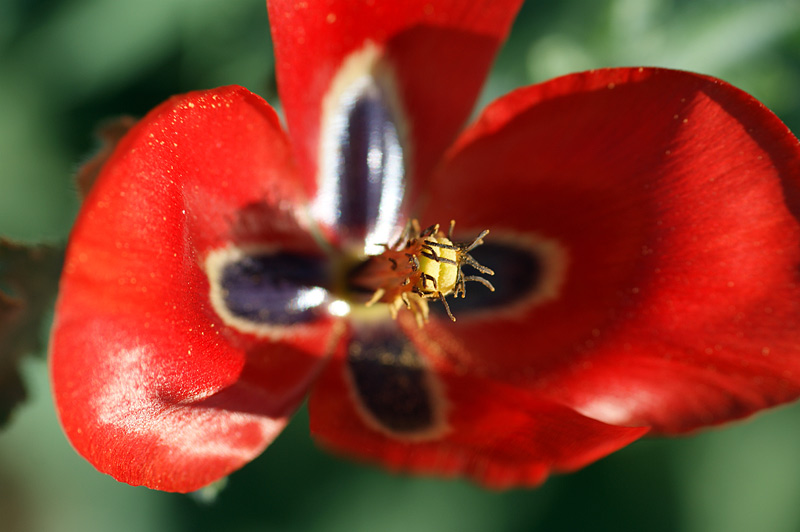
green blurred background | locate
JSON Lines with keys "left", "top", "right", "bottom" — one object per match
{"left": 2, "top": 1, "right": 800, "bottom": 531}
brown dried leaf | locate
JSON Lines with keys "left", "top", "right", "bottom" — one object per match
{"left": 76, "top": 115, "right": 137, "bottom": 198}
{"left": 0, "top": 240, "right": 64, "bottom": 427}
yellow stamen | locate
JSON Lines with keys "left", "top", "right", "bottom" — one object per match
{"left": 349, "top": 219, "right": 494, "bottom": 325}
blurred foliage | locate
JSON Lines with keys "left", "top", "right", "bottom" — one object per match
{"left": 1, "top": 0, "right": 799, "bottom": 531}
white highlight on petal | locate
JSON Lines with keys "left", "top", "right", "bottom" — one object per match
{"left": 575, "top": 392, "right": 655, "bottom": 427}
{"left": 328, "top": 299, "right": 351, "bottom": 317}
{"left": 312, "top": 41, "right": 409, "bottom": 256}
{"left": 93, "top": 346, "right": 284, "bottom": 462}
{"left": 576, "top": 399, "right": 633, "bottom": 426}
{"left": 290, "top": 286, "right": 328, "bottom": 312}
{"left": 364, "top": 99, "right": 405, "bottom": 255}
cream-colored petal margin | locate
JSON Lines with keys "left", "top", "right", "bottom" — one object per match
{"left": 205, "top": 244, "right": 335, "bottom": 339}
{"left": 343, "top": 316, "right": 450, "bottom": 442}
{"left": 455, "top": 228, "right": 569, "bottom": 321}
{"left": 311, "top": 40, "right": 412, "bottom": 256}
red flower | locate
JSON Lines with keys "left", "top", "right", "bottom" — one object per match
{"left": 50, "top": 0, "right": 800, "bottom": 492}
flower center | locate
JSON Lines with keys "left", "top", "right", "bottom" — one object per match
{"left": 348, "top": 219, "right": 495, "bottom": 326}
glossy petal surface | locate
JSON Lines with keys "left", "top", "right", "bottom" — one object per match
{"left": 50, "top": 86, "right": 337, "bottom": 492}
{"left": 267, "top": 0, "right": 523, "bottom": 195}
{"left": 309, "top": 316, "right": 647, "bottom": 488}
{"left": 418, "top": 68, "right": 800, "bottom": 433}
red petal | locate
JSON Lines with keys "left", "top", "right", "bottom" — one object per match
{"left": 309, "top": 316, "right": 647, "bottom": 488}
{"left": 50, "top": 86, "right": 337, "bottom": 492}
{"left": 267, "top": 0, "right": 523, "bottom": 189}
{"left": 417, "top": 68, "right": 800, "bottom": 433}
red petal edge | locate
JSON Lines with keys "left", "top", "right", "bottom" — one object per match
{"left": 50, "top": 86, "right": 337, "bottom": 492}
{"left": 267, "top": 0, "right": 523, "bottom": 189}
{"left": 309, "top": 317, "right": 647, "bottom": 489}
{"left": 418, "top": 67, "right": 800, "bottom": 434}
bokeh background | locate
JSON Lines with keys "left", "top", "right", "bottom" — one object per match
{"left": 2, "top": 0, "right": 800, "bottom": 531}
